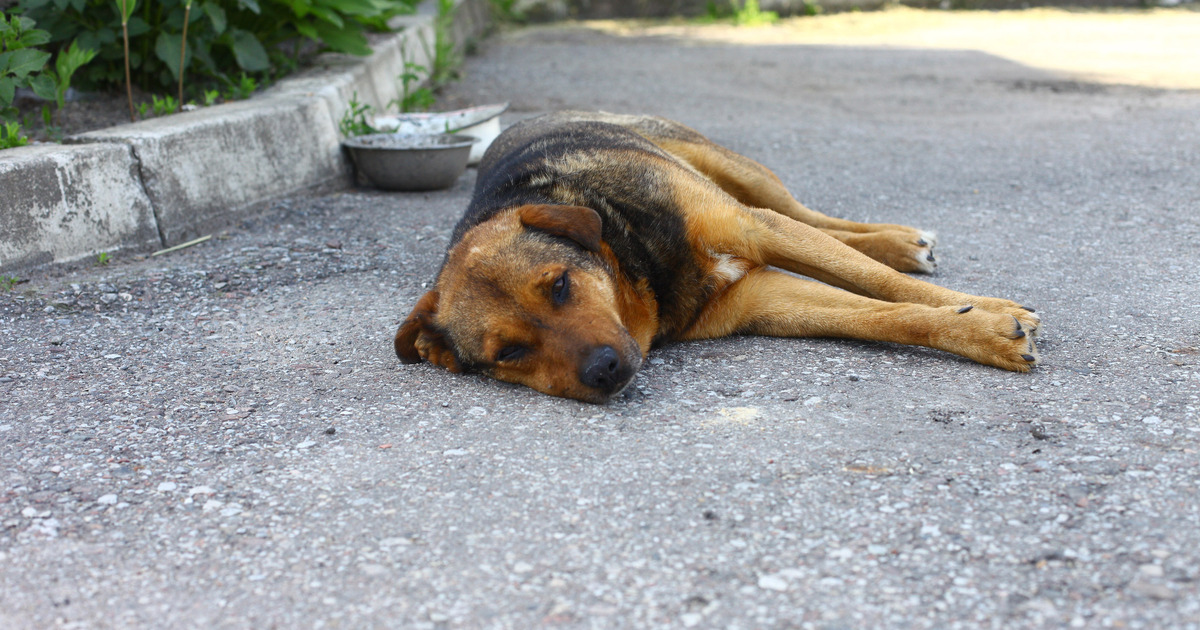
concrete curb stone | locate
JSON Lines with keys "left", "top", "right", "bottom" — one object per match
{"left": 0, "top": 0, "right": 489, "bottom": 273}
{"left": 0, "top": 143, "right": 160, "bottom": 270}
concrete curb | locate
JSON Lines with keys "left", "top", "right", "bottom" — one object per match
{"left": 0, "top": 0, "right": 490, "bottom": 273}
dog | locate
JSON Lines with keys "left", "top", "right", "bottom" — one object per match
{"left": 395, "top": 112, "right": 1040, "bottom": 403}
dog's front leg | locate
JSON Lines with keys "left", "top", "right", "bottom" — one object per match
{"left": 683, "top": 268, "right": 1039, "bottom": 371}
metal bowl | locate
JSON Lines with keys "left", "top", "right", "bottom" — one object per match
{"left": 342, "top": 133, "right": 477, "bottom": 191}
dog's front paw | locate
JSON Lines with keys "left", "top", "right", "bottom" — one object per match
{"left": 965, "top": 298, "right": 1040, "bottom": 338}
{"left": 941, "top": 305, "right": 1040, "bottom": 372}
{"left": 838, "top": 229, "right": 938, "bottom": 274}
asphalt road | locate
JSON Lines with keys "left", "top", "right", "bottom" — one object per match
{"left": 3, "top": 14, "right": 1200, "bottom": 629}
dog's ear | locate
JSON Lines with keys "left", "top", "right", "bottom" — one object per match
{"left": 518, "top": 204, "right": 602, "bottom": 252}
{"left": 394, "top": 290, "right": 462, "bottom": 373}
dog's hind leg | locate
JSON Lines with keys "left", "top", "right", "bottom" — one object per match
{"left": 682, "top": 268, "right": 1039, "bottom": 372}
{"left": 676, "top": 177, "right": 1039, "bottom": 337}
{"left": 655, "top": 137, "right": 937, "bottom": 273}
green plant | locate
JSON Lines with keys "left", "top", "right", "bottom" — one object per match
{"left": 222, "top": 72, "right": 257, "bottom": 100}
{"left": 202, "top": 87, "right": 220, "bottom": 106}
{"left": 96, "top": 251, "right": 111, "bottom": 265}
{"left": 429, "top": 0, "right": 461, "bottom": 87}
{"left": 487, "top": 0, "right": 524, "bottom": 23}
{"left": 390, "top": 54, "right": 433, "bottom": 113}
{"left": 338, "top": 90, "right": 376, "bottom": 137}
{"left": 46, "top": 38, "right": 97, "bottom": 108}
{"left": 2, "top": 12, "right": 94, "bottom": 143}
{"left": 116, "top": 0, "right": 137, "bottom": 120}
{"left": 176, "top": 0, "right": 194, "bottom": 110}
{"left": 135, "top": 100, "right": 149, "bottom": 118}
{"left": 19, "top": 0, "right": 419, "bottom": 97}
{"left": 1, "top": 121, "right": 29, "bottom": 147}
{"left": 1, "top": 13, "right": 54, "bottom": 118}
{"left": 732, "top": 0, "right": 778, "bottom": 26}
{"left": 151, "top": 92, "right": 177, "bottom": 115}
{"left": 0, "top": 275, "right": 20, "bottom": 291}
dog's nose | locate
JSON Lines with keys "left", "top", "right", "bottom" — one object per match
{"left": 579, "top": 345, "right": 628, "bottom": 394}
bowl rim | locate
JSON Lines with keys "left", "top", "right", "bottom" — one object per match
{"left": 342, "top": 132, "right": 479, "bottom": 151}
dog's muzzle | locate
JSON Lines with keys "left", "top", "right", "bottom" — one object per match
{"left": 579, "top": 345, "right": 637, "bottom": 398}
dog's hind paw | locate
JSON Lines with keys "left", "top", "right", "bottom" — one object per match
{"left": 834, "top": 229, "right": 938, "bottom": 274}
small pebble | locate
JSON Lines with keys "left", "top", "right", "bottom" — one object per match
{"left": 757, "top": 574, "right": 789, "bottom": 591}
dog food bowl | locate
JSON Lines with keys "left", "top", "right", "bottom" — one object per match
{"left": 342, "top": 133, "right": 478, "bottom": 191}
{"left": 372, "top": 103, "right": 508, "bottom": 165}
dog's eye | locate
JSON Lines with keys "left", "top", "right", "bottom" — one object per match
{"left": 551, "top": 272, "right": 570, "bottom": 305}
{"left": 496, "top": 346, "right": 526, "bottom": 363}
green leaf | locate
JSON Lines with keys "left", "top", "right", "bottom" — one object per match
{"left": 237, "top": 0, "right": 261, "bottom": 14}
{"left": 116, "top": 0, "right": 139, "bottom": 22}
{"left": 57, "top": 40, "right": 98, "bottom": 79}
{"left": 202, "top": 2, "right": 227, "bottom": 34}
{"left": 229, "top": 29, "right": 269, "bottom": 72}
{"left": 154, "top": 32, "right": 186, "bottom": 80}
{"left": 0, "top": 77, "right": 15, "bottom": 109}
{"left": 313, "top": 21, "right": 370, "bottom": 56}
{"left": 5, "top": 49, "right": 51, "bottom": 79}
{"left": 280, "top": 0, "right": 310, "bottom": 19}
{"left": 28, "top": 73, "right": 57, "bottom": 101}
{"left": 322, "top": 0, "right": 384, "bottom": 17}
{"left": 294, "top": 20, "right": 318, "bottom": 41}
{"left": 126, "top": 17, "right": 151, "bottom": 38}
{"left": 55, "top": 41, "right": 98, "bottom": 107}
{"left": 18, "top": 29, "right": 53, "bottom": 49}
{"left": 308, "top": 6, "right": 343, "bottom": 28}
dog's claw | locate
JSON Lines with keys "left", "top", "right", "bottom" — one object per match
{"left": 1022, "top": 306, "right": 1036, "bottom": 313}
{"left": 957, "top": 305, "right": 973, "bottom": 314}
{"left": 1022, "top": 354, "right": 1036, "bottom": 362}
{"left": 917, "top": 238, "right": 928, "bottom": 247}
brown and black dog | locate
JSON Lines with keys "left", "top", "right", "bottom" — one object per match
{"left": 395, "top": 112, "right": 1040, "bottom": 403}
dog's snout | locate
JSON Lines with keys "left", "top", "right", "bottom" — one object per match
{"left": 579, "top": 345, "right": 630, "bottom": 394}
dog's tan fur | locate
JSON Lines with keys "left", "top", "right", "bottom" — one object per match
{"left": 396, "top": 112, "right": 1040, "bottom": 402}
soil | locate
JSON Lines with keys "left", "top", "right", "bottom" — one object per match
{"left": 13, "top": 86, "right": 200, "bottom": 143}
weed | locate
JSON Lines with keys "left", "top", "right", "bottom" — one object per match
{"left": 432, "top": 0, "right": 464, "bottom": 87}
{"left": 203, "top": 89, "right": 221, "bottom": 107}
{"left": 488, "top": 0, "right": 526, "bottom": 23}
{"left": 96, "top": 252, "right": 111, "bottom": 265}
{"left": 732, "top": 0, "right": 778, "bottom": 26}
{"left": 0, "top": 275, "right": 20, "bottom": 291}
{"left": 223, "top": 74, "right": 258, "bottom": 101}
{"left": 0, "top": 122, "right": 29, "bottom": 149}
{"left": 338, "top": 91, "right": 378, "bottom": 137}
{"left": 152, "top": 94, "right": 179, "bottom": 117}
{"left": 703, "top": 0, "right": 779, "bottom": 25}
{"left": 391, "top": 53, "right": 435, "bottom": 113}
{"left": 136, "top": 101, "right": 150, "bottom": 120}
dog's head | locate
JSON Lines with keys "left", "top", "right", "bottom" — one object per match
{"left": 395, "top": 204, "right": 644, "bottom": 403}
